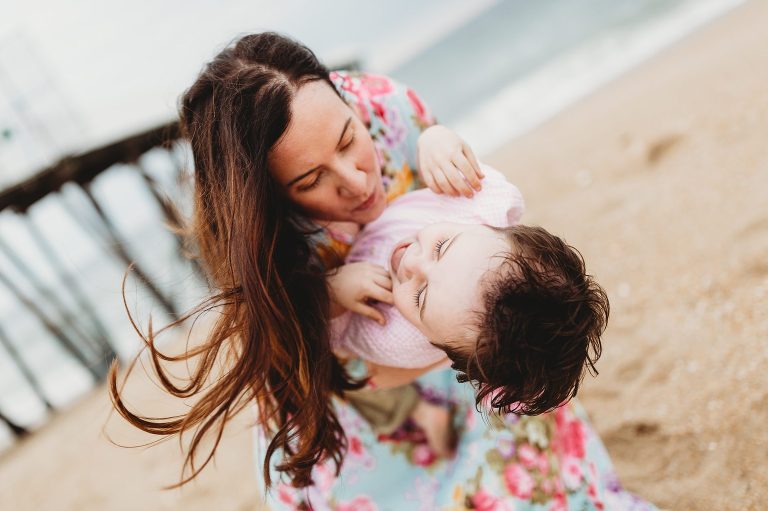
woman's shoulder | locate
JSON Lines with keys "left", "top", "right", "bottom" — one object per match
{"left": 330, "top": 70, "right": 434, "bottom": 130}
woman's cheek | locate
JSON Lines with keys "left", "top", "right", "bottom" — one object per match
{"left": 360, "top": 135, "right": 379, "bottom": 175}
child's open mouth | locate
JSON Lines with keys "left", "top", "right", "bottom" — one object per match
{"left": 389, "top": 239, "right": 413, "bottom": 280}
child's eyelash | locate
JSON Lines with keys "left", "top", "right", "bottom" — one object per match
{"left": 413, "top": 286, "right": 424, "bottom": 308}
{"left": 434, "top": 238, "right": 448, "bottom": 256}
{"left": 413, "top": 238, "right": 449, "bottom": 309}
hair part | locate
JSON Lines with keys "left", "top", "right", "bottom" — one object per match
{"left": 441, "top": 225, "right": 609, "bottom": 416}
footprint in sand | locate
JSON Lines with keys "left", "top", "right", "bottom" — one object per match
{"left": 645, "top": 133, "right": 684, "bottom": 165}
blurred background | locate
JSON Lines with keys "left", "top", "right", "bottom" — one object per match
{"left": 1, "top": 0, "right": 761, "bottom": 509}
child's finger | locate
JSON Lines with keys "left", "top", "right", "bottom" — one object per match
{"left": 369, "top": 285, "right": 394, "bottom": 305}
{"left": 357, "top": 303, "right": 386, "bottom": 325}
{"left": 453, "top": 155, "right": 482, "bottom": 192}
{"left": 365, "top": 275, "right": 392, "bottom": 301}
{"left": 444, "top": 164, "right": 474, "bottom": 198}
{"left": 421, "top": 168, "right": 441, "bottom": 195}
{"left": 433, "top": 167, "right": 459, "bottom": 196}
{"left": 373, "top": 273, "right": 392, "bottom": 292}
{"left": 463, "top": 142, "right": 484, "bottom": 179}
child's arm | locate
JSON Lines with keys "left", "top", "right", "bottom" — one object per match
{"left": 327, "top": 262, "right": 393, "bottom": 325}
{"left": 417, "top": 125, "right": 484, "bottom": 198}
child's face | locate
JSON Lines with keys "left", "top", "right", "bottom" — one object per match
{"left": 389, "top": 222, "right": 510, "bottom": 347}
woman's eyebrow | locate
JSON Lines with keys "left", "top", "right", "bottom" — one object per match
{"left": 419, "top": 233, "right": 462, "bottom": 322}
{"left": 336, "top": 117, "right": 352, "bottom": 146}
{"left": 286, "top": 117, "right": 352, "bottom": 187}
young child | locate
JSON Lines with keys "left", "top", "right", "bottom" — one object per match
{"left": 330, "top": 166, "right": 609, "bottom": 415}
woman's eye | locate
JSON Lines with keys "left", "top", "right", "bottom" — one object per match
{"left": 341, "top": 134, "right": 355, "bottom": 151}
{"left": 298, "top": 171, "right": 324, "bottom": 191}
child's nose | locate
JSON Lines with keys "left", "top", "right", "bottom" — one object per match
{"left": 402, "top": 245, "right": 428, "bottom": 280}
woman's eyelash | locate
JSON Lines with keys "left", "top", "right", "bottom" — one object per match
{"left": 298, "top": 133, "right": 354, "bottom": 192}
{"left": 298, "top": 171, "right": 324, "bottom": 191}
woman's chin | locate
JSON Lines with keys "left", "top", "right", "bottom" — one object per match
{"left": 353, "top": 197, "right": 386, "bottom": 224}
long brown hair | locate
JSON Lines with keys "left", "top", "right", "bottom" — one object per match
{"left": 109, "top": 32, "right": 364, "bottom": 490}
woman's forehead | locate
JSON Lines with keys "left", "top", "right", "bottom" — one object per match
{"left": 268, "top": 81, "right": 350, "bottom": 177}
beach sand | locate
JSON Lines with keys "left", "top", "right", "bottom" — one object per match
{"left": 1, "top": 1, "right": 766, "bottom": 509}
{"left": 488, "top": 1, "right": 768, "bottom": 508}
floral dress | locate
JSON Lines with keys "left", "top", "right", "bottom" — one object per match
{"left": 259, "top": 72, "right": 658, "bottom": 511}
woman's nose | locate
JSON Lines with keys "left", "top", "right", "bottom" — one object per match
{"left": 337, "top": 164, "right": 368, "bottom": 198}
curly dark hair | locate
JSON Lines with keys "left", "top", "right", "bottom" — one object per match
{"left": 440, "top": 225, "right": 609, "bottom": 415}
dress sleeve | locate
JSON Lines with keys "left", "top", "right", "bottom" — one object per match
{"left": 330, "top": 71, "right": 436, "bottom": 200}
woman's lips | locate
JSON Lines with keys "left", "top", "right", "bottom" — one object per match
{"left": 353, "top": 187, "right": 378, "bottom": 212}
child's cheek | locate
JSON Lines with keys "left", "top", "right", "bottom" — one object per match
{"left": 392, "top": 285, "right": 415, "bottom": 324}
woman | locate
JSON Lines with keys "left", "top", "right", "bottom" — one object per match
{"left": 110, "top": 33, "right": 657, "bottom": 510}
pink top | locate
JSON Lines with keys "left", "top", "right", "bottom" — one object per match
{"left": 331, "top": 166, "right": 525, "bottom": 368}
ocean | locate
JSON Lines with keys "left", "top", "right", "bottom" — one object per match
{"left": 0, "top": 0, "right": 745, "bottom": 450}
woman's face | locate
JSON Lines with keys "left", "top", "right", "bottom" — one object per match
{"left": 268, "top": 80, "right": 385, "bottom": 224}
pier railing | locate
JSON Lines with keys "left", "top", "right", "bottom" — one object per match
{"left": 0, "top": 120, "right": 198, "bottom": 440}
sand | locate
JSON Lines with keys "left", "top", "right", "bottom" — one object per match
{"left": 487, "top": 2, "right": 768, "bottom": 508}
{"left": 1, "top": 2, "right": 766, "bottom": 510}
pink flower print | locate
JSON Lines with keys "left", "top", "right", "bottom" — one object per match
{"left": 331, "top": 72, "right": 371, "bottom": 126}
{"left": 556, "top": 408, "right": 586, "bottom": 459}
{"left": 370, "top": 98, "right": 387, "bottom": 126}
{"left": 360, "top": 73, "right": 394, "bottom": 96}
{"left": 346, "top": 434, "right": 375, "bottom": 470}
{"left": 411, "top": 443, "right": 437, "bottom": 467}
{"left": 548, "top": 492, "right": 567, "bottom": 511}
{"left": 336, "top": 495, "right": 378, "bottom": 511}
{"left": 587, "top": 482, "right": 605, "bottom": 510}
{"left": 536, "top": 452, "right": 550, "bottom": 475}
{"left": 406, "top": 87, "right": 433, "bottom": 126}
{"left": 517, "top": 444, "right": 538, "bottom": 469}
{"left": 349, "top": 435, "right": 364, "bottom": 457}
{"left": 503, "top": 463, "right": 535, "bottom": 500}
{"left": 561, "top": 456, "right": 583, "bottom": 491}
{"left": 313, "top": 462, "right": 335, "bottom": 493}
{"left": 276, "top": 482, "right": 296, "bottom": 506}
{"left": 472, "top": 488, "right": 509, "bottom": 511}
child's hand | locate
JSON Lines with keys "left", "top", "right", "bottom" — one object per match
{"left": 327, "top": 262, "right": 393, "bottom": 325}
{"left": 417, "top": 125, "right": 484, "bottom": 198}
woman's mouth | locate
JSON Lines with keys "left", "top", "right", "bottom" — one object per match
{"left": 353, "top": 187, "right": 378, "bottom": 212}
